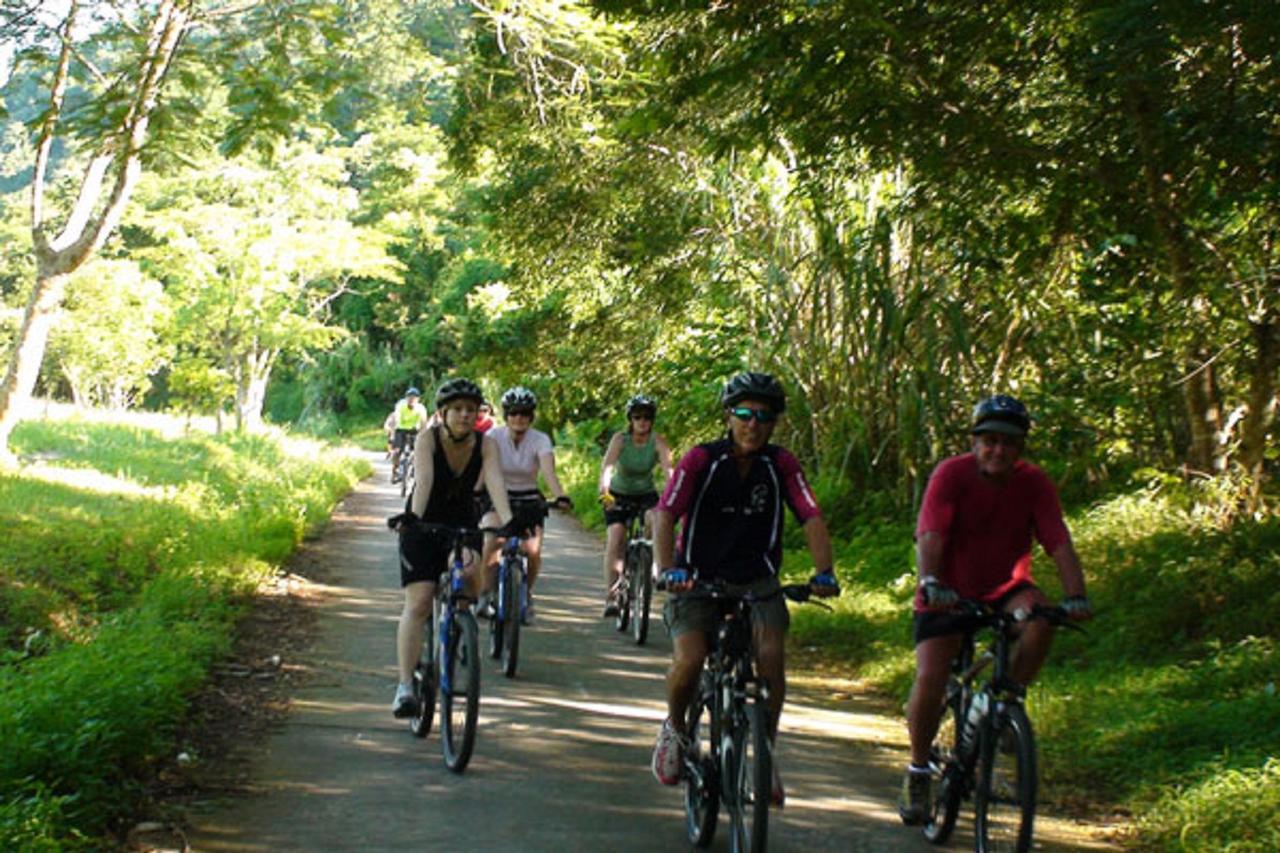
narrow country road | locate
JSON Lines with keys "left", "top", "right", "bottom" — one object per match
{"left": 188, "top": 456, "right": 1116, "bottom": 851}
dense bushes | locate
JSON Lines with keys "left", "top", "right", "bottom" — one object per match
{"left": 0, "top": 416, "right": 368, "bottom": 846}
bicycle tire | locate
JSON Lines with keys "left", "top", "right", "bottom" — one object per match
{"left": 440, "top": 611, "right": 481, "bottom": 773}
{"left": 975, "top": 701, "right": 1037, "bottom": 853}
{"left": 489, "top": 564, "right": 506, "bottom": 660}
{"left": 725, "top": 697, "right": 770, "bottom": 853}
{"left": 922, "top": 681, "right": 966, "bottom": 844}
{"left": 684, "top": 691, "right": 719, "bottom": 848}
{"left": 399, "top": 456, "right": 410, "bottom": 497}
{"left": 632, "top": 542, "right": 653, "bottom": 645}
{"left": 501, "top": 561, "right": 522, "bottom": 678}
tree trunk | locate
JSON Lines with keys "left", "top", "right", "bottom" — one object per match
{"left": 1240, "top": 310, "right": 1278, "bottom": 503}
{"left": 0, "top": 270, "right": 71, "bottom": 460}
{"left": 234, "top": 348, "right": 277, "bottom": 433}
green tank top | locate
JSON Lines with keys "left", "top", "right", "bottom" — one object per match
{"left": 610, "top": 431, "right": 658, "bottom": 496}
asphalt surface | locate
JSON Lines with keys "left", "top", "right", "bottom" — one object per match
{"left": 187, "top": 455, "right": 1116, "bottom": 852}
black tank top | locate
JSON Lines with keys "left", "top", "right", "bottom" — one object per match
{"left": 422, "top": 425, "right": 485, "bottom": 526}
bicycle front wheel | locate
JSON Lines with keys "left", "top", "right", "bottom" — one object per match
{"left": 501, "top": 562, "right": 522, "bottom": 678}
{"left": 631, "top": 542, "right": 653, "bottom": 645}
{"left": 922, "top": 681, "right": 966, "bottom": 844}
{"left": 724, "top": 696, "right": 770, "bottom": 853}
{"left": 615, "top": 550, "right": 633, "bottom": 633}
{"left": 440, "top": 611, "right": 481, "bottom": 773}
{"left": 975, "top": 701, "right": 1037, "bottom": 853}
{"left": 684, "top": 689, "right": 719, "bottom": 848}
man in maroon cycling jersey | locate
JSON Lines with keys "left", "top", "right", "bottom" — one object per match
{"left": 898, "top": 394, "right": 1092, "bottom": 824}
{"left": 649, "top": 371, "right": 839, "bottom": 806}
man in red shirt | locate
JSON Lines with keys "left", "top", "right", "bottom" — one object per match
{"left": 899, "top": 395, "right": 1092, "bottom": 824}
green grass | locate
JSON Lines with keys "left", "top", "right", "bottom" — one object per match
{"left": 0, "top": 414, "right": 369, "bottom": 846}
{"left": 558, "top": 437, "right": 1280, "bottom": 849}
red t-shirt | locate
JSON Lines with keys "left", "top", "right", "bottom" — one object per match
{"left": 913, "top": 454, "right": 1071, "bottom": 611}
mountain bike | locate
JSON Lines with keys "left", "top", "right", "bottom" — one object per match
{"left": 404, "top": 523, "right": 486, "bottom": 773}
{"left": 397, "top": 437, "right": 416, "bottom": 498}
{"left": 922, "top": 600, "right": 1082, "bottom": 852}
{"left": 672, "top": 579, "right": 829, "bottom": 853}
{"left": 487, "top": 499, "right": 549, "bottom": 678}
{"left": 612, "top": 499, "right": 654, "bottom": 645}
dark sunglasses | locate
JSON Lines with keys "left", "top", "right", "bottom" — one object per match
{"left": 630, "top": 412, "right": 655, "bottom": 421}
{"left": 506, "top": 409, "right": 534, "bottom": 418}
{"left": 729, "top": 406, "right": 777, "bottom": 424}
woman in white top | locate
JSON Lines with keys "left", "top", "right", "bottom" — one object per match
{"left": 477, "top": 386, "right": 572, "bottom": 621}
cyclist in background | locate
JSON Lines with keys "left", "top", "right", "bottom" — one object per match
{"left": 598, "top": 393, "right": 674, "bottom": 617}
{"left": 898, "top": 394, "right": 1092, "bottom": 824}
{"left": 650, "top": 371, "right": 839, "bottom": 806}
{"left": 477, "top": 387, "right": 572, "bottom": 623}
{"left": 389, "top": 387, "right": 428, "bottom": 484}
{"left": 388, "top": 378, "right": 513, "bottom": 719}
{"left": 475, "top": 400, "right": 496, "bottom": 434}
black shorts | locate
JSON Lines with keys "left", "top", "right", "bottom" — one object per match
{"left": 476, "top": 489, "right": 547, "bottom": 537}
{"left": 912, "top": 582, "right": 1038, "bottom": 644}
{"left": 398, "top": 524, "right": 480, "bottom": 587}
{"left": 392, "top": 428, "right": 417, "bottom": 451}
{"left": 604, "top": 491, "right": 658, "bottom": 527}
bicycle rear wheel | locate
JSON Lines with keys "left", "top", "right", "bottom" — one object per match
{"left": 631, "top": 542, "right": 653, "bottom": 645}
{"left": 724, "top": 696, "right": 770, "bottom": 853}
{"left": 683, "top": 690, "right": 719, "bottom": 848}
{"left": 922, "top": 681, "right": 966, "bottom": 843}
{"left": 501, "top": 562, "right": 522, "bottom": 678}
{"left": 440, "top": 611, "right": 481, "bottom": 773}
{"left": 975, "top": 701, "right": 1037, "bottom": 852}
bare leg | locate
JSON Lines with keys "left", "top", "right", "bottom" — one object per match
{"left": 396, "top": 581, "right": 436, "bottom": 683}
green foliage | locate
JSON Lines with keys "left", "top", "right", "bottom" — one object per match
{"left": 0, "top": 415, "right": 367, "bottom": 844}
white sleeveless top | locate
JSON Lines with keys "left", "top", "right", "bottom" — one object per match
{"left": 488, "top": 425, "right": 553, "bottom": 492}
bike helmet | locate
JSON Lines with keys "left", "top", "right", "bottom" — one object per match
{"left": 501, "top": 386, "right": 537, "bottom": 414}
{"left": 626, "top": 394, "right": 657, "bottom": 418}
{"left": 434, "top": 378, "right": 484, "bottom": 410}
{"left": 405, "top": 386, "right": 421, "bottom": 398}
{"left": 970, "top": 394, "right": 1031, "bottom": 436}
{"left": 721, "top": 371, "right": 786, "bottom": 414}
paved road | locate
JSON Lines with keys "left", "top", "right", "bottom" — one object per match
{"left": 188, "top": 456, "right": 1115, "bottom": 851}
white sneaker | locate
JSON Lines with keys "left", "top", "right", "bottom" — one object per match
{"left": 651, "top": 718, "right": 686, "bottom": 785}
{"left": 391, "top": 682, "right": 417, "bottom": 718}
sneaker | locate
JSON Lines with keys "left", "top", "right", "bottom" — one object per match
{"left": 521, "top": 597, "right": 535, "bottom": 625}
{"left": 602, "top": 600, "right": 619, "bottom": 618}
{"left": 391, "top": 682, "right": 418, "bottom": 719}
{"left": 651, "top": 719, "right": 686, "bottom": 786}
{"left": 771, "top": 763, "right": 785, "bottom": 808}
{"left": 898, "top": 769, "right": 931, "bottom": 825}
{"left": 475, "top": 594, "right": 495, "bottom": 620}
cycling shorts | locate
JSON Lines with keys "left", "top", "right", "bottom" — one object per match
{"left": 664, "top": 575, "right": 790, "bottom": 639}
{"left": 398, "top": 525, "right": 481, "bottom": 587}
{"left": 476, "top": 489, "right": 546, "bottom": 537}
{"left": 392, "top": 428, "right": 417, "bottom": 451}
{"left": 604, "top": 491, "right": 658, "bottom": 527}
{"left": 912, "top": 581, "right": 1038, "bottom": 644}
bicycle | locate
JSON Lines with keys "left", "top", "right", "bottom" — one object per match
{"left": 403, "top": 522, "right": 487, "bottom": 773}
{"left": 612, "top": 498, "right": 654, "bottom": 645}
{"left": 397, "top": 436, "right": 416, "bottom": 498}
{"left": 922, "top": 600, "right": 1082, "bottom": 852}
{"left": 668, "top": 578, "right": 829, "bottom": 853}
{"left": 487, "top": 498, "right": 550, "bottom": 679}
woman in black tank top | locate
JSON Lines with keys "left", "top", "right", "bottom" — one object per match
{"left": 390, "top": 380, "right": 513, "bottom": 720}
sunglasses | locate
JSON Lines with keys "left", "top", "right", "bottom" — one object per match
{"left": 506, "top": 409, "right": 534, "bottom": 418}
{"left": 977, "top": 433, "right": 1022, "bottom": 448}
{"left": 630, "top": 412, "right": 654, "bottom": 421}
{"left": 729, "top": 406, "right": 777, "bottom": 424}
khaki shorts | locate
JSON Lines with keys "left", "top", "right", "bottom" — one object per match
{"left": 664, "top": 575, "right": 790, "bottom": 639}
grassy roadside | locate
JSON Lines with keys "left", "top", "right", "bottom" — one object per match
{"left": 556, "top": 430, "right": 1279, "bottom": 851}
{"left": 0, "top": 414, "right": 369, "bottom": 849}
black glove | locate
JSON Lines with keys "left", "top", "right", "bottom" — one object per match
{"left": 921, "top": 577, "right": 959, "bottom": 608}
{"left": 387, "top": 511, "right": 418, "bottom": 531}
{"left": 553, "top": 495, "right": 574, "bottom": 510}
{"left": 1061, "top": 595, "right": 1092, "bottom": 619}
{"left": 809, "top": 570, "right": 840, "bottom": 596}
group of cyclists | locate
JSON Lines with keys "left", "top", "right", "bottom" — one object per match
{"left": 384, "top": 372, "right": 1092, "bottom": 833}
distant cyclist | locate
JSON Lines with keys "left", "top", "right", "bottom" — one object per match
{"left": 598, "top": 393, "right": 673, "bottom": 617}
{"left": 475, "top": 400, "right": 496, "bottom": 434}
{"left": 650, "top": 371, "right": 839, "bottom": 806}
{"left": 477, "top": 387, "right": 572, "bottom": 623}
{"left": 898, "top": 394, "right": 1092, "bottom": 824}
{"left": 389, "top": 387, "right": 428, "bottom": 484}
{"left": 388, "top": 378, "right": 513, "bottom": 719}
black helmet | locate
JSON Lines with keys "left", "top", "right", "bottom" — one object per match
{"left": 405, "top": 386, "right": 421, "bottom": 398}
{"left": 721, "top": 371, "right": 786, "bottom": 414}
{"left": 501, "top": 386, "right": 537, "bottom": 414}
{"left": 626, "top": 394, "right": 657, "bottom": 417}
{"left": 434, "top": 378, "right": 483, "bottom": 410}
{"left": 970, "top": 394, "right": 1031, "bottom": 436}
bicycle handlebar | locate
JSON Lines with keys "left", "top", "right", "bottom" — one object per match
{"left": 951, "top": 599, "right": 1085, "bottom": 632}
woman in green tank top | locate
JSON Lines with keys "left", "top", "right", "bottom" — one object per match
{"left": 597, "top": 394, "right": 674, "bottom": 616}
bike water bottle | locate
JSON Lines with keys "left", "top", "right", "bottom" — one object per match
{"left": 960, "top": 691, "right": 989, "bottom": 754}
